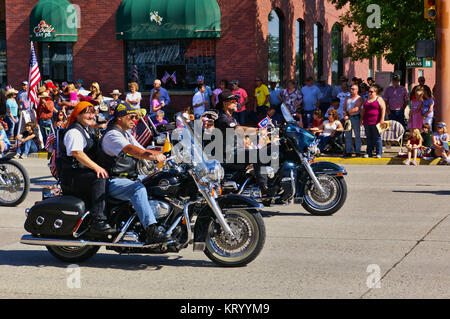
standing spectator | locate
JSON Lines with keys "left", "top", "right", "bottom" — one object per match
{"left": 332, "top": 76, "right": 348, "bottom": 98}
{"left": 5, "top": 88, "right": 19, "bottom": 139}
{"left": 268, "top": 81, "right": 283, "bottom": 111}
{"left": 14, "top": 122, "right": 39, "bottom": 159}
{"left": 150, "top": 89, "right": 164, "bottom": 116}
{"left": 316, "top": 75, "right": 333, "bottom": 116}
{"left": 0, "top": 122, "right": 11, "bottom": 158}
{"left": 422, "top": 86, "right": 434, "bottom": 127}
{"left": 67, "top": 83, "right": 79, "bottom": 107}
{"left": 195, "top": 76, "right": 213, "bottom": 109}
{"left": 361, "top": 84, "right": 386, "bottom": 158}
{"left": 212, "top": 79, "right": 229, "bottom": 109}
{"left": 254, "top": 76, "right": 271, "bottom": 120}
{"left": 192, "top": 83, "right": 208, "bottom": 119}
{"left": 231, "top": 80, "right": 248, "bottom": 125}
{"left": 367, "top": 77, "right": 375, "bottom": 87}
{"left": 403, "top": 129, "right": 423, "bottom": 166}
{"left": 343, "top": 84, "right": 363, "bottom": 157}
{"left": 410, "top": 76, "right": 431, "bottom": 101}
{"left": 336, "top": 82, "right": 351, "bottom": 120}
{"left": 17, "top": 81, "right": 30, "bottom": 111}
{"left": 108, "top": 90, "right": 122, "bottom": 120}
{"left": 280, "top": 80, "right": 303, "bottom": 115}
{"left": 408, "top": 88, "right": 424, "bottom": 134}
{"left": 359, "top": 83, "right": 369, "bottom": 102}
{"left": 37, "top": 91, "right": 55, "bottom": 146}
{"left": 432, "top": 122, "right": 449, "bottom": 165}
{"left": 300, "top": 76, "right": 321, "bottom": 128}
{"left": 150, "top": 79, "right": 170, "bottom": 108}
{"left": 125, "top": 82, "right": 141, "bottom": 109}
{"left": 383, "top": 74, "right": 409, "bottom": 127}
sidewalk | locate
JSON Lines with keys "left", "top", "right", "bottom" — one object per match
{"left": 25, "top": 146, "right": 445, "bottom": 166}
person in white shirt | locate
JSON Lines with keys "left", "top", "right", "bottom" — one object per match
{"left": 192, "top": 83, "right": 208, "bottom": 119}
{"left": 126, "top": 82, "right": 142, "bottom": 109}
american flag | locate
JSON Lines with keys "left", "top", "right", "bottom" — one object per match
{"left": 161, "top": 71, "right": 170, "bottom": 84}
{"left": 45, "top": 132, "right": 56, "bottom": 151}
{"left": 27, "top": 42, "right": 41, "bottom": 106}
{"left": 131, "top": 64, "right": 139, "bottom": 82}
{"left": 134, "top": 116, "right": 152, "bottom": 148}
{"left": 170, "top": 71, "right": 177, "bottom": 84}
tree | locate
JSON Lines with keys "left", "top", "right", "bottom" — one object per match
{"left": 329, "top": 0, "right": 435, "bottom": 83}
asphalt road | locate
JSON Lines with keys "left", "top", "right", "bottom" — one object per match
{"left": 0, "top": 158, "right": 449, "bottom": 299}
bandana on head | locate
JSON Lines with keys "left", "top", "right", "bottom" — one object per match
{"left": 68, "top": 101, "right": 94, "bottom": 126}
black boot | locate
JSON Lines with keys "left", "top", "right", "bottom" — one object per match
{"left": 90, "top": 220, "right": 115, "bottom": 234}
{"left": 146, "top": 224, "right": 171, "bottom": 244}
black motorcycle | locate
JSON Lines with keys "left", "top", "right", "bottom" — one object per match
{"left": 20, "top": 115, "right": 266, "bottom": 267}
{"left": 0, "top": 153, "right": 30, "bottom": 206}
{"left": 221, "top": 104, "right": 347, "bottom": 216}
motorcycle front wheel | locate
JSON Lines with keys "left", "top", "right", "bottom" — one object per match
{"left": 204, "top": 209, "right": 266, "bottom": 267}
{"left": 0, "top": 160, "right": 30, "bottom": 207}
{"left": 301, "top": 175, "right": 347, "bottom": 216}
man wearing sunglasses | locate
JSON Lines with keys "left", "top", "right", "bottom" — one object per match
{"left": 98, "top": 102, "right": 170, "bottom": 244}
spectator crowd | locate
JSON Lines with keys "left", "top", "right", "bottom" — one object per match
{"left": 0, "top": 73, "right": 448, "bottom": 165}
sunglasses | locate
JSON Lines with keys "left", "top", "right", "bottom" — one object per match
{"left": 368, "top": 90, "right": 376, "bottom": 93}
{"left": 129, "top": 115, "right": 138, "bottom": 120}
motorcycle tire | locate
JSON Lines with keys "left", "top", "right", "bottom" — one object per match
{"left": 0, "top": 159, "right": 30, "bottom": 207}
{"left": 301, "top": 175, "right": 347, "bottom": 216}
{"left": 204, "top": 209, "right": 266, "bottom": 267}
{"left": 46, "top": 245, "right": 100, "bottom": 263}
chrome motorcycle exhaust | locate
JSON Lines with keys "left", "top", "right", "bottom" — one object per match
{"left": 20, "top": 235, "right": 173, "bottom": 248}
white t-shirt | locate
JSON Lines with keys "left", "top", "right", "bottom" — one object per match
{"left": 336, "top": 91, "right": 351, "bottom": 119}
{"left": 192, "top": 91, "right": 206, "bottom": 117}
{"left": 102, "top": 128, "right": 144, "bottom": 157}
{"left": 63, "top": 127, "right": 90, "bottom": 156}
{"left": 322, "top": 120, "right": 340, "bottom": 137}
{"left": 126, "top": 92, "right": 142, "bottom": 108}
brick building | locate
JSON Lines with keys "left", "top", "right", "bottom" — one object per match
{"left": 0, "top": 0, "right": 436, "bottom": 111}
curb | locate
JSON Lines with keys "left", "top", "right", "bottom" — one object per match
{"left": 28, "top": 152, "right": 443, "bottom": 166}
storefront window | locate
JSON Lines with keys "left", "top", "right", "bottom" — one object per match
{"left": 0, "top": 0, "right": 7, "bottom": 87}
{"left": 268, "top": 9, "right": 284, "bottom": 84}
{"left": 296, "top": 19, "right": 305, "bottom": 86}
{"left": 125, "top": 39, "right": 216, "bottom": 91}
{"left": 331, "top": 23, "right": 343, "bottom": 85}
{"left": 314, "top": 23, "right": 323, "bottom": 81}
{"left": 38, "top": 42, "right": 73, "bottom": 83}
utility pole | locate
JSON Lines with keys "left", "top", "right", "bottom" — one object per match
{"left": 435, "top": 0, "right": 450, "bottom": 125}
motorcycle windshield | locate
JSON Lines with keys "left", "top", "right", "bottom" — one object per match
{"left": 281, "top": 103, "right": 296, "bottom": 124}
{"left": 172, "top": 114, "right": 212, "bottom": 177}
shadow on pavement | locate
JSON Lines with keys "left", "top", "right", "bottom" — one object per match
{"left": 393, "top": 190, "right": 450, "bottom": 196}
{"left": 0, "top": 249, "right": 217, "bottom": 270}
{"left": 261, "top": 210, "right": 312, "bottom": 217}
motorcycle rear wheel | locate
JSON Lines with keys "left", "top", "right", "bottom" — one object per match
{"left": 0, "top": 159, "right": 30, "bottom": 207}
{"left": 46, "top": 245, "right": 100, "bottom": 263}
{"left": 204, "top": 209, "right": 265, "bottom": 267}
{"left": 301, "top": 175, "right": 347, "bottom": 216}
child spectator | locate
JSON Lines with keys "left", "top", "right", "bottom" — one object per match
{"left": 295, "top": 107, "right": 304, "bottom": 128}
{"left": 421, "top": 123, "right": 433, "bottom": 159}
{"left": 0, "top": 114, "right": 8, "bottom": 133}
{"left": 154, "top": 110, "right": 168, "bottom": 127}
{"left": 432, "top": 122, "right": 450, "bottom": 165}
{"left": 14, "top": 122, "right": 39, "bottom": 159}
{"left": 67, "top": 83, "right": 78, "bottom": 107}
{"left": 54, "top": 111, "right": 67, "bottom": 129}
{"left": 408, "top": 88, "right": 424, "bottom": 134}
{"left": 267, "top": 106, "right": 283, "bottom": 126}
{"left": 309, "top": 109, "right": 323, "bottom": 136}
{"left": 422, "top": 86, "right": 434, "bottom": 127}
{"left": 151, "top": 89, "right": 164, "bottom": 115}
{"left": 404, "top": 129, "right": 423, "bottom": 166}
{"left": 0, "top": 122, "right": 11, "bottom": 158}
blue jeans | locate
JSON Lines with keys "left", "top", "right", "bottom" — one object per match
{"left": 107, "top": 178, "right": 157, "bottom": 229}
{"left": 318, "top": 135, "right": 331, "bottom": 152}
{"left": 345, "top": 115, "right": 362, "bottom": 154}
{"left": 17, "top": 139, "right": 38, "bottom": 155}
{"left": 39, "top": 119, "right": 53, "bottom": 146}
{"left": 388, "top": 109, "right": 405, "bottom": 127}
{"left": 365, "top": 125, "right": 383, "bottom": 157}
{"left": 5, "top": 116, "right": 18, "bottom": 139}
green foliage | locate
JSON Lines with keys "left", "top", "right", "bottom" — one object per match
{"left": 328, "top": 0, "right": 435, "bottom": 65}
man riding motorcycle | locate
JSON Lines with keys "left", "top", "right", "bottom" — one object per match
{"left": 214, "top": 90, "right": 274, "bottom": 197}
{"left": 97, "top": 102, "right": 170, "bottom": 244}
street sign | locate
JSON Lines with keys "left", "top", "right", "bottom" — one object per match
{"left": 406, "top": 58, "right": 433, "bottom": 68}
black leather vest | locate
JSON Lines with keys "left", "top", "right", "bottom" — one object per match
{"left": 97, "top": 124, "right": 139, "bottom": 180}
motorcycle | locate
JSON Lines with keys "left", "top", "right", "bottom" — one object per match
{"left": 221, "top": 104, "right": 347, "bottom": 216}
{"left": 20, "top": 114, "right": 266, "bottom": 267}
{"left": 0, "top": 153, "right": 30, "bottom": 206}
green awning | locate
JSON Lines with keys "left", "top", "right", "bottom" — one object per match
{"left": 116, "top": 0, "right": 221, "bottom": 40}
{"left": 30, "top": 0, "right": 78, "bottom": 42}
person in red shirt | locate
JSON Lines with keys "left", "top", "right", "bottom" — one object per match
{"left": 404, "top": 129, "right": 423, "bottom": 166}
{"left": 37, "top": 91, "right": 55, "bottom": 146}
